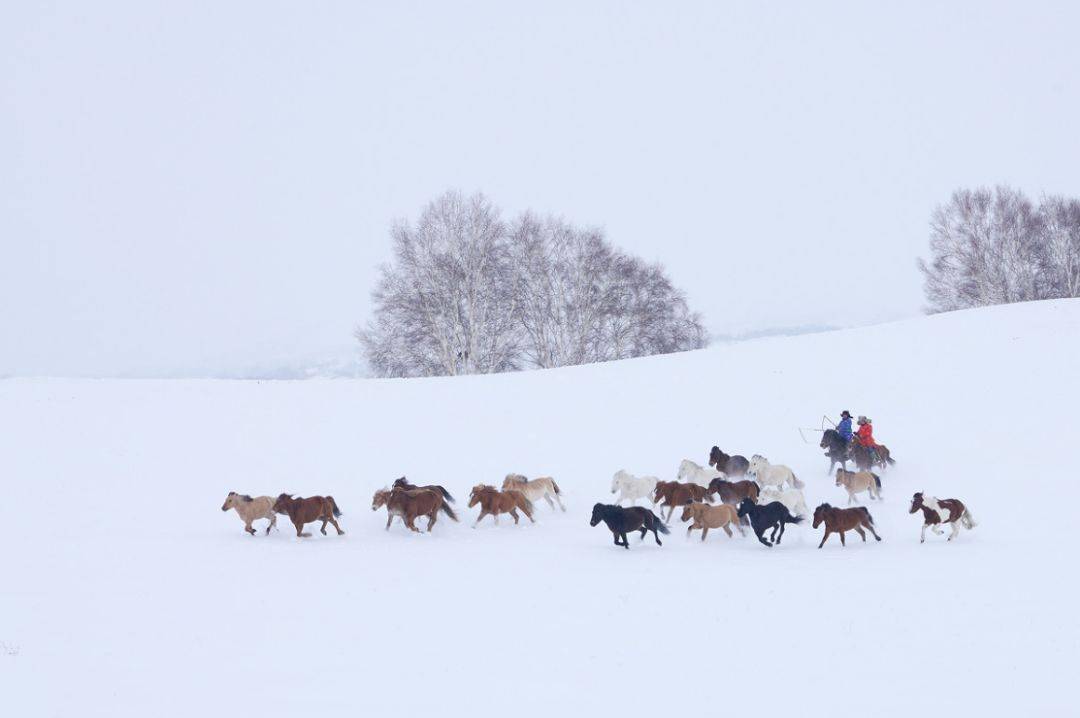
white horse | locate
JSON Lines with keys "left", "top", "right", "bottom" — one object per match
{"left": 758, "top": 486, "right": 810, "bottom": 519}
{"left": 748, "top": 455, "right": 804, "bottom": 491}
{"left": 610, "top": 470, "right": 659, "bottom": 506}
{"left": 676, "top": 459, "right": 723, "bottom": 488}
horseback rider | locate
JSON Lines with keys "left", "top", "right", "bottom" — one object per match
{"left": 837, "top": 410, "right": 854, "bottom": 445}
{"left": 855, "top": 416, "right": 879, "bottom": 464}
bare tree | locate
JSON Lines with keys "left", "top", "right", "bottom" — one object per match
{"left": 359, "top": 192, "right": 707, "bottom": 377}
{"left": 917, "top": 186, "right": 1080, "bottom": 313}
{"left": 357, "top": 191, "right": 520, "bottom": 377}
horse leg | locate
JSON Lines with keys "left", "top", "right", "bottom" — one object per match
{"left": 613, "top": 531, "right": 623, "bottom": 547}
{"left": 244, "top": 521, "right": 255, "bottom": 536}
{"left": 385, "top": 514, "right": 394, "bottom": 531}
{"left": 621, "top": 532, "right": 631, "bottom": 549}
{"left": 293, "top": 520, "right": 308, "bottom": 538}
{"left": 473, "top": 510, "right": 488, "bottom": 528}
{"left": 320, "top": 519, "right": 328, "bottom": 535}
{"left": 854, "top": 526, "right": 867, "bottom": 542}
{"left": 769, "top": 522, "right": 780, "bottom": 543}
{"left": 555, "top": 491, "right": 566, "bottom": 512}
{"left": 427, "top": 510, "right": 437, "bottom": 532}
{"left": 327, "top": 515, "right": 344, "bottom": 535}
{"left": 920, "top": 522, "right": 927, "bottom": 543}
{"left": 686, "top": 524, "right": 694, "bottom": 539}
{"left": 266, "top": 513, "right": 276, "bottom": 535}
{"left": 839, "top": 530, "right": 846, "bottom": 546}
{"left": 755, "top": 527, "right": 771, "bottom": 547}
{"left": 701, "top": 526, "right": 710, "bottom": 542}
{"left": 948, "top": 521, "right": 960, "bottom": 541}
{"left": 721, "top": 524, "right": 733, "bottom": 539}
{"left": 776, "top": 520, "right": 787, "bottom": 545}
{"left": 543, "top": 493, "right": 556, "bottom": 511}
{"left": 652, "top": 527, "right": 663, "bottom": 546}
{"left": 865, "top": 519, "right": 882, "bottom": 541}
{"left": 818, "top": 528, "right": 830, "bottom": 548}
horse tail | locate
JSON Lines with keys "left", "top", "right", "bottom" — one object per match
{"left": 860, "top": 507, "right": 875, "bottom": 525}
{"left": 440, "top": 500, "right": 459, "bottom": 522}
{"left": 550, "top": 479, "right": 562, "bottom": 495}
{"left": 786, "top": 508, "right": 803, "bottom": 524}
{"left": 651, "top": 511, "right": 670, "bottom": 534}
{"left": 886, "top": 455, "right": 896, "bottom": 465}
{"left": 872, "top": 473, "right": 881, "bottom": 488}
{"left": 436, "top": 486, "right": 455, "bottom": 503}
{"left": 792, "top": 472, "right": 805, "bottom": 489}
{"left": 327, "top": 496, "right": 342, "bottom": 517}
{"left": 961, "top": 509, "right": 977, "bottom": 529}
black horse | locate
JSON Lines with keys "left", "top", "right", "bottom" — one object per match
{"left": 590, "top": 503, "right": 669, "bottom": 549}
{"left": 709, "top": 446, "right": 750, "bottom": 477}
{"left": 736, "top": 498, "right": 803, "bottom": 548}
{"left": 820, "top": 429, "right": 850, "bottom": 473}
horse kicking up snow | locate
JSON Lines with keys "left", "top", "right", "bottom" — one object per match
{"left": 708, "top": 446, "right": 750, "bottom": 477}
{"left": 757, "top": 486, "right": 809, "bottom": 519}
{"left": 677, "top": 459, "right": 723, "bottom": 487}
{"left": 502, "top": 474, "right": 565, "bottom": 512}
{"left": 372, "top": 486, "right": 458, "bottom": 533}
{"left": 812, "top": 503, "right": 881, "bottom": 548}
{"left": 273, "top": 494, "right": 344, "bottom": 538}
{"left": 680, "top": 502, "right": 744, "bottom": 541}
{"left": 590, "top": 503, "right": 668, "bottom": 549}
{"left": 835, "top": 468, "right": 882, "bottom": 504}
{"left": 221, "top": 492, "right": 277, "bottom": 535}
{"left": 910, "top": 492, "right": 977, "bottom": 543}
{"left": 470, "top": 484, "right": 535, "bottom": 527}
{"left": 611, "top": 470, "right": 658, "bottom": 506}
{"left": 737, "top": 498, "right": 803, "bottom": 548}
{"left": 748, "top": 455, "right": 804, "bottom": 491}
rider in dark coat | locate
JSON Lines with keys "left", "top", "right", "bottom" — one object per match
{"left": 837, "top": 410, "right": 854, "bottom": 444}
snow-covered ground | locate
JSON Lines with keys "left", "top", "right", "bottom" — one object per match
{"left": 2, "top": 299, "right": 1078, "bottom": 716}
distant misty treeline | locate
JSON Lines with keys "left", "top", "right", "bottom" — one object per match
{"left": 919, "top": 186, "right": 1080, "bottom": 313}
{"left": 357, "top": 191, "right": 706, "bottom": 377}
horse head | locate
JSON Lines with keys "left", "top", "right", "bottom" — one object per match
{"left": 371, "top": 489, "right": 390, "bottom": 511}
{"left": 812, "top": 503, "right": 830, "bottom": 528}
{"left": 272, "top": 494, "right": 294, "bottom": 514}
{"left": 589, "top": 503, "right": 605, "bottom": 526}
{"left": 221, "top": 492, "right": 237, "bottom": 511}
{"left": 909, "top": 492, "right": 925, "bottom": 514}
{"left": 736, "top": 498, "right": 755, "bottom": 517}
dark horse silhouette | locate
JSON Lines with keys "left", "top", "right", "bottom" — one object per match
{"left": 820, "top": 429, "right": 850, "bottom": 473}
{"left": 590, "top": 504, "right": 669, "bottom": 549}
{"left": 849, "top": 442, "right": 896, "bottom": 472}
{"left": 736, "top": 498, "right": 803, "bottom": 548}
{"left": 709, "top": 446, "right": 750, "bottom": 477}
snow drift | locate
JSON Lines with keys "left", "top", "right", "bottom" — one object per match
{"left": 2, "top": 299, "right": 1078, "bottom": 716}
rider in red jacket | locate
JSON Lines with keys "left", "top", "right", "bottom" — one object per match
{"left": 855, "top": 416, "right": 879, "bottom": 463}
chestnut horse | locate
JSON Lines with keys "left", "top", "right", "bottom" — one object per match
{"left": 652, "top": 480, "right": 708, "bottom": 522}
{"left": 910, "top": 492, "right": 977, "bottom": 543}
{"left": 392, "top": 476, "right": 455, "bottom": 504}
{"left": 468, "top": 485, "right": 535, "bottom": 527}
{"left": 372, "top": 487, "right": 458, "bottom": 533}
{"left": 272, "top": 494, "right": 344, "bottom": 537}
{"left": 812, "top": 503, "right": 881, "bottom": 548}
{"left": 705, "top": 477, "right": 759, "bottom": 506}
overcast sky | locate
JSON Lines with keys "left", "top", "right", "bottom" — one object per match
{"left": 3, "top": 1, "right": 1078, "bottom": 377}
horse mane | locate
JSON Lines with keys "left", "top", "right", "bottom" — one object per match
{"left": 240, "top": 494, "right": 253, "bottom": 502}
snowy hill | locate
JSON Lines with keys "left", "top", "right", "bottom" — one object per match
{"left": 2, "top": 299, "right": 1078, "bottom": 716}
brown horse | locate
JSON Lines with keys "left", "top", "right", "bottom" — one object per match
{"left": 221, "top": 492, "right": 277, "bottom": 535}
{"left": 708, "top": 446, "right": 750, "bottom": 477}
{"left": 392, "top": 476, "right": 455, "bottom": 504}
{"left": 850, "top": 442, "right": 895, "bottom": 472}
{"left": 812, "top": 503, "right": 881, "bottom": 548}
{"left": 272, "top": 494, "right": 344, "bottom": 537}
{"left": 373, "top": 487, "right": 458, "bottom": 533}
{"left": 680, "top": 502, "right": 744, "bottom": 540}
{"left": 652, "top": 480, "right": 708, "bottom": 522}
{"left": 909, "top": 492, "right": 977, "bottom": 543}
{"left": 705, "top": 477, "right": 759, "bottom": 506}
{"left": 468, "top": 484, "right": 535, "bottom": 527}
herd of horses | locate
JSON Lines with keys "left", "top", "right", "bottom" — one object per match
{"left": 222, "top": 439, "right": 978, "bottom": 549}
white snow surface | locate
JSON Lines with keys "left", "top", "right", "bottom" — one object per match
{"left": 3, "top": 299, "right": 1078, "bottom": 716}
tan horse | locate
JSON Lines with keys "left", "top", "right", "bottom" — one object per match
{"left": 372, "top": 487, "right": 458, "bottom": 533}
{"left": 221, "top": 492, "right": 277, "bottom": 535}
{"left": 835, "top": 468, "right": 882, "bottom": 504}
{"left": 469, "top": 484, "right": 535, "bottom": 527}
{"left": 502, "top": 474, "right": 565, "bottom": 512}
{"left": 680, "top": 502, "right": 745, "bottom": 540}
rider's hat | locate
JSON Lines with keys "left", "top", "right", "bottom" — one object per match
{"left": 841, "top": 410, "right": 851, "bottom": 419}
{"left": 857, "top": 415, "right": 868, "bottom": 424}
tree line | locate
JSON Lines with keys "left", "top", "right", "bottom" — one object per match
{"left": 919, "top": 186, "right": 1080, "bottom": 313}
{"left": 358, "top": 191, "right": 707, "bottom": 377}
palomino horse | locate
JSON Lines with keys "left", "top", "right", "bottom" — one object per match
{"left": 590, "top": 504, "right": 669, "bottom": 549}
{"left": 835, "top": 468, "right": 882, "bottom": 504}
{"left": 812, "top": 503, "right": 881, "bottom": 548}
{"left": 469, "top": 485, "right": 535, "bottom": 527}
{"left": 652, "top": 480, "right": 708, "bottom": 522}
{"left": 708, "top": 446, "right": 750, "bottom": 477}
{"left": 372, "top": 487, "right": 458, "bottom": 533}
{"left": 611, "top": 470, "right": 659, "bottom": 506}
{"left": 502, "top": 474, "right": 565, "bottom": 512}
{"left": 272, "top": 494, "right": 344, "bottom": 538}
{"left": 221, "top": 492, "right": 277, "bottom": 535}
{"left": 677, "top": 459, "right": 722, "bottom": 487}
{"left": 392, "top": 476, "right": 455, "bottom": 504}
{"left": 909, "top": 492, "right": 977, "bottom": 543}
{"left": 748, "top": 455, "right": 805, "bottom": 490}
{"left": 819, "top": 429, "right": 850, "bottom": 473}
{"left": 737, "top": 498, "right": 803, "bottom": 548}
{"left": 680, "top": 502, "right": 744, "bottom": 540}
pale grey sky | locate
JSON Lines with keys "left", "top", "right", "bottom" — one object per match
{"left": 2, "top": 1, "right": 1078, "bottom": 376}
